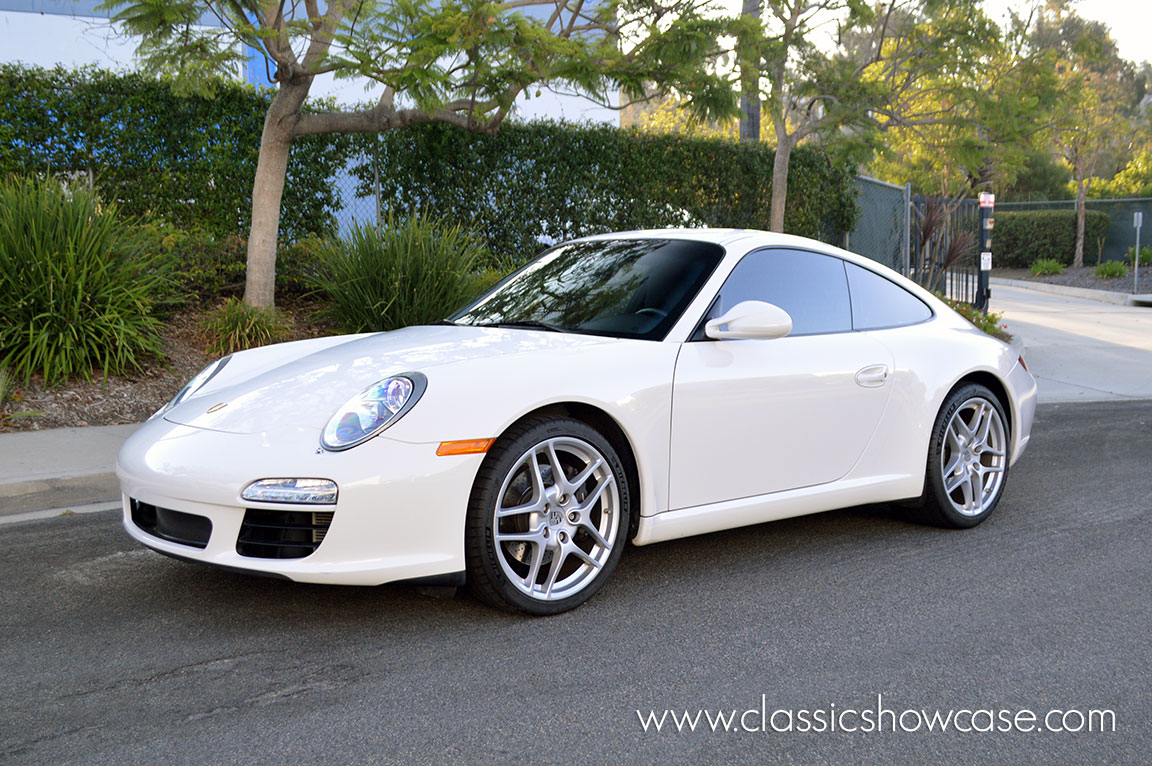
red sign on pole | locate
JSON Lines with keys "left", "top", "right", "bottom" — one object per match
{"left": 978, "top": 192, "right": 996, "bottom": 208}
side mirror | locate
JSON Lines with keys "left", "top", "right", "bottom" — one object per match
{"left": 704, "top": 300, "right": 793, "bottom": 340}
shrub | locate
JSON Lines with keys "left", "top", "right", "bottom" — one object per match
{"left": 1029, "top": 258, "right": 1065, "bottom": 276}
{"left": 0, "top": 365, "right": 41, "bottom": 425}
{"left": 277, "top": 236, "right": 327, "bottom": 299}
{"left": 1094, "top": 260, "right": 1127, "bottom": 279}
{"left": 0, "top": 366, "right": 14, "bottom": 406}
{"left": 132, "top": 221, "right": 247, "bottom": 306}
{"left": 465, "top": 267, "right": 512, "bottom": 300}
{"left": 937, "top": 294, "right": 1011, "bottom": 342}
{"left": 0, "top": 176, "right": 165, "bottom": 385}
{"left": 201, "top": 298, "right": 290, "bottom": 355}
{"left": 995, "top": 210, "right": 1111, "bottom": 268}
{"left": 1125, "top": 245, "right": 1152, "bottom": 266}
{"left": 133, "top": 222, "right": 325, "bottom": 306}
{"left": 311, "top": 214, "right": 488, "bottom": 333}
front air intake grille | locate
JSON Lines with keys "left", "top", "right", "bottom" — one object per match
{"left": 130, "top": 499, "right": 212, "bottom": 549}
{"left": 236, "top": 509, "right": 334, "bottom": 559}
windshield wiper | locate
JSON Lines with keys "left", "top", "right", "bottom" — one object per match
{"left": 471, "top": 320, "right": 565, "bottom": 333}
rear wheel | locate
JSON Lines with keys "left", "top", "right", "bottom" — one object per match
{"left": 918, "top": 384, "right": 1010, "bottom": 528}
{"left": 465, "top": 417, "right": 630, "bottom": 615}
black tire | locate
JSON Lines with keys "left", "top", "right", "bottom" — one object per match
{"left": 914, "top": 383, "right": 1011, "bottom": 528}
{"left": 465, "top": 416, "right": 631, "bottom": 615}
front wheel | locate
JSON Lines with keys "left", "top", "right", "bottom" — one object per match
{"left": 918, "top": 384, "right": 1010, "bottom": 528}
{"left": 465, "top": 417, "right": 631, "bottom": 615}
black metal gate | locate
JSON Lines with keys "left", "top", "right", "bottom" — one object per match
{"left": 909, "top": 196, "right": 980, "bottom": 305}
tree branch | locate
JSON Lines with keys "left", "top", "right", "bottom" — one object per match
{"left": 301, "top": 0, "right": 350, "bottom": 71}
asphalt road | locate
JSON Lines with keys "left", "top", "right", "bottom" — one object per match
{"left": 2, "top": 401, "right": 1149, "bottom": 765}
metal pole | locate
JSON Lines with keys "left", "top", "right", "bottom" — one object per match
{"left": 373, "top": 154, "right": 381, "bottom": 229}
{"left": 902, "top": 182, "right": 912, "bottom": 277}
{"left": 1136, "top": 215, "right": 1142, "bottom": 295}
{"left": 976, "top": 192, "right": 994, "bottom": 311}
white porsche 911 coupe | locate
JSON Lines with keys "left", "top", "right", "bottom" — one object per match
{"left": 118, "top": 229, "right": 1036, "bottom": 614}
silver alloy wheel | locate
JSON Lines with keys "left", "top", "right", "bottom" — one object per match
{"left": 492, "top": 436, "right": 620, "bottom": 601}
{"left": 940, "top": 396, "right": 1007, "bottom": 517}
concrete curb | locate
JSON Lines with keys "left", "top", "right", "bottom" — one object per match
{"left": 0, "top": 500, "right": 121, "bottom": 526}
{"left": 991, "top": 277, "right": 1152, "bottom": 307}
{"left": 0, "top": 473, "right": 121, "bottom": 516}
{"left": 0, "top": 424, "right": 137, "bottom": 517}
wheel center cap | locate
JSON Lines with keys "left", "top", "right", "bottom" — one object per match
{"left": 548, "top": 508, "right": 563, "bottom": 526}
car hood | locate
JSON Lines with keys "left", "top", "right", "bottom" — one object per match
{"left": 164, "top": 325, "right": 618, "bottom": 435}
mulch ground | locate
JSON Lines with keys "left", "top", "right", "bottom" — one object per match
{"left": 996, "top": 266, "right": 1152, "bottom": 294}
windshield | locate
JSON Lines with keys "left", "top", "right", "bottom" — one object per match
{"left": 452, "top": 239, "right": 724, "bottom": 340}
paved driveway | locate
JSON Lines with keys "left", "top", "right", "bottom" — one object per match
{"left": 992, "top": 285, "right": 1152, "bottom": 402}
{"left": 1, "top": 401, "right": 1149, "bottom": 764}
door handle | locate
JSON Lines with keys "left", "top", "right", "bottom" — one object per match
{"left": 855, "top": 364, "right": 889, "bottom": 388}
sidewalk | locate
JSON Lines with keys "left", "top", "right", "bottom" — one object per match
{"left": 0, "top": 424, "right": 137, "bottom": 515}
{"left": 991, "top": 284, "right": 1152, "bottom": 403}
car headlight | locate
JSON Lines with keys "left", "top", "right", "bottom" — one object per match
{"left": 321, "top": 372, "right": 428, "bottom": 451}
{"left": 151, "top": 356, "right": 232, "bottom": 420}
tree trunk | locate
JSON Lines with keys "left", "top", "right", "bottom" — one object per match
{"left": 769, "top": 135, "right": 793, "bottom": 233}
{"left": 244, "top": 80, "right": 312, "bottom": 308}
{"left": 739, "top": 88, "right": 761, "bottom": 144}
{"left": 1073, "top": 172, "right": 1087, "bottom": 269}
{"left": 738, "top": 0, "right": 761, "bottom": 143}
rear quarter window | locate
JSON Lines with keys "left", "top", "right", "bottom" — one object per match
{"left": 845, "top": 261, "right": 932, "bottom": 330}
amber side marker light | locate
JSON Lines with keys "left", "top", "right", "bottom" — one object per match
{"left": 436, "top": 438, "right": 495, "bottom": 456}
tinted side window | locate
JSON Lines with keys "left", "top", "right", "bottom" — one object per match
{"left": 712, "top": 249, "right": 852, "bottom": 336}
{"left": 845, "top": 261, "right": 932, "bottom": 330}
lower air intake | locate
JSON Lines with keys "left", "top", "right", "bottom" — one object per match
{"left": 236, "top": 508, "right": 334, "bottom": 559}
{"left": 130, "top": 499, "right": 212, "bottom": 549}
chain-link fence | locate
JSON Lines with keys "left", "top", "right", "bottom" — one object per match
{"left": 844, "top": 175, "right": 910, "bottom": 274}
{"left": 845, "top": 177, "right": 980, "bottom": 303}
{"left": 996, "top": 198, "right": 1152, "bottom": 264}
{"left": 331, "top": 159, "right": 377, "bottom": 236}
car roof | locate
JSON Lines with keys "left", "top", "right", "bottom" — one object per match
{"left": 582, "top": 228, "right": 760, "bottom": 247}
{"left": 581, "top": 228, "right": 872, "bottom": 267}
{"left": 577, "top": 227, "right": 942, "bottom": 307}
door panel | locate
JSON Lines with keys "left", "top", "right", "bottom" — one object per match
{"left": 669, "top": 333, "right": 893, "bottom": 509}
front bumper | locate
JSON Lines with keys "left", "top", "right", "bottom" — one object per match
{"left": 116, "top": 416, "right": 483, "bottom": 585}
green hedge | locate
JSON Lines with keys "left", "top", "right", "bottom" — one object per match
{"left": 0, "top": 64, "right": 353, "bottom": 240}
{"left": 1, "top": 66, "right": 858, "bottom": 267}
{"left": 995, "top": 209, "right": 1111, "bottom": 268}
{"left": 354, "top": 122, "right": 858, "bottom": 265}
